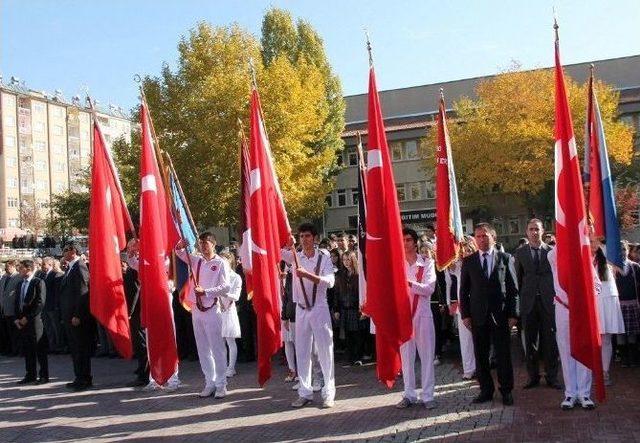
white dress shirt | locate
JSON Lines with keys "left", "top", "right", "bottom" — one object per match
{"left": 406, "top": 255, "right": 436, "bottom": 318}
{"left": 281, "top": 248, "right": 335, "bottom": 308}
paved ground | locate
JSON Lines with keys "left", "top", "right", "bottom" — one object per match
{"left": 1, "top": 343, "right": 639, "bottom": 442}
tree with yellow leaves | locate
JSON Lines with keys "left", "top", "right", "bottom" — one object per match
{"left": 426, "top": 65, "right": 634, "bottom": 216}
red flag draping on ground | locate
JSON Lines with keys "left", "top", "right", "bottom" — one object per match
{"left": 435, "top": 93, "right": 464, "bottom": 271}
{"left": 363, "top": 65, "right": 412, "bottom": 388}
{"left": 237, "top": 129, "right": 253, "bottom": 297}
{"left": 88, "top": 119, "right": 134, "bottom": 359}
{"left": 138, "top": 100, "right": 179, "bottom": 385}
{"left": 245, "top": 88, "right": 292, "bottom": 386}
{"left": 553, "top": 23, "right": 604, "bottom": 401}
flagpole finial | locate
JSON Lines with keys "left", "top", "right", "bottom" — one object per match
{"left": 365, "top": 29, "right": 373, "bottom": 67}
{"left": 553, "top": 8, "right": 559, "bottom": 40}
{"left": 133, "top": 74, "right": 141, "bottom": 84}
{"left": 248, "top": 58, "right": 258, "bottom": 90}
{"left": 439, "top": 87, "right": 445, "bottom": 100}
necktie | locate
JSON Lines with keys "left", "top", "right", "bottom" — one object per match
{"left": 20, "top": 280, "right": 28, "bottom": 310}
{"left": 482, "top": 252, "right": 489, "bottom": 277}
{"left": 532, "top": 247, "right": 540, "bottom": 272}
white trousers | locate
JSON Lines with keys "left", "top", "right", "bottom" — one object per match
{"left": 284, "top": 321, "right": 296, "bottom": 372}
{"left": 192, "top": 308, "right": 227, "bottom": 389}
{"left": 400, "top": 314, "right": 435, "bottom": 402}
{"left": 456, "top": 310, "right": 476, "bottom": 376}
{"left": 295, "top": 305, "right": 335, "bottom": 401}
{"left": 555, "top": 304, "right": 592, "bottom": 398}
{"left": 601, "top": 333, "right": 613, "bottom": 373}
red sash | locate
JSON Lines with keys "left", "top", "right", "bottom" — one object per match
{"left": 194, "top": 258, "right": 217, "bottom": 312}
{"left": 554, "top": 295, "right": 569, "bottom": 310}
{"left": 411, "top": 266, "right": 425, "bottom": 318}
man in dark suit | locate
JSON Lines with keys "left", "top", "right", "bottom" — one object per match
{"left": 460, "top": 223, "right": 519, "bottom": 406}
{"left": 514, "top": 218, "right": 561, "bottom": 389}
{"left": 14, "top": 259, "right": 49, "bottom": 384}
{"left": 1, "top": 260, "right": 22, "bottom": 356}
{"left": 40, "top": 257, "right": 64, "bottom": 354}
{"left": 59, "top": 242, "right": 94, "bottom": 391}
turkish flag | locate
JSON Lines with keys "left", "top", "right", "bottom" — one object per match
{"left": 138, "top": 101, "right": 179, "bottom": 385}
{"left": 246, "top": 88, "right": 291, "bottom": 386}
{"left": 363, "top": 67, "right": 412, "bottom": 388}
{"left": 553, "top": 25, "right": 604, "bottom": 401}
{"left": 89, "top": 120, "right": 134, "bottom": 359}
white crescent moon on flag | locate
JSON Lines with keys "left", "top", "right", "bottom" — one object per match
{"left": 367, "top": 149, "right": 383, "bottom": 171}
{"left": 141, "top": 175, "right": 157, "bottom": 193}
{"left": 250, "top": 169, "right": 261, "bottom": 196}
{"left": 366, "top": 233, "right": 382, "bottom": 241}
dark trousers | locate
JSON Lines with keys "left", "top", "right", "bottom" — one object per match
{"left": 523, "top": 298, "right": 559, "bottom": 383}
{"left": 173, "top": 303, "right": 196, "bottom": 360}
{"left": 130, "top": 317, "right": 149, "bottom": 381}
{"left": 345, "top": 329, "right": 363, "bottom": 363}
{"left": 43, "top": 310, "right": 63, "bottom": 353}
{"left": 238, "top": 307, "right": 256, "bottom": 362}
{"left": 472, "top": 318, "right": 514, "bottom": 396}
{"left": 65, "top": 323, "right": 93, "bottom": 384}
{"left": 20, "top": 323, "right": 48, "bottom": 379}
{"left": 0, "top": 314, "right": 11, "bottom": 354}
{"left": 2, "top": 316, "right": 20, "bottom": 355}
{"left": 431, "top": 303, "right": 444, "bottom": 356}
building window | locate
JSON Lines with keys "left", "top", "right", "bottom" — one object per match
{"left": 494, "top": 219, "right": 505, "bottom": 236}
{"left": 53, "top": 125, "right": 64, "bottom": 135}
{"left": 8, "top": 219, "right": 19, "bottom": 228}
{"left": 81, "top": 130, "right": 89, "bottom": 140}
{"left": 6, "top": 156, "right": 17, "bottom": 167}
{"left": 396, "top": 184, "right": 406, "bottom": 202}
{"left": 424, "top": 181, "right": 435, "bottom": 199}
{"left": 406, "top": 182, "right": 422, "bottom": 201}
{"left": 104, "top": 134, "right": 112, "bottom": 143}
{"left": 4, "top": 135, "right": 16, "bottom": 147}
{"left": 5, "top": 115, "right": 16, "bottom": 126}
{"left": 55, "top": 162, "right": 66, "bottom": 173}
{"left": 34, "top": 160, "right": 46, "bottom": 171}
{"left": 391, "top": 142, "right": 403, "bottom": 161}
{"left": 32, "top": 102, "right": 45, "bottom": 113}
{"left": 36, "top": 200, "right": 48, "bottom": 209}
{"left": 325, "top": 194, "right": 333, "bottom": 208}
{"left": 34, "top": 122, "right": 45, "bottom": 133}
{"left": 405, "top": 140, "right": 418, "bottom": 160}
{"left": 347, "top": 148, "right": 358, "bottom": 166}
{"left": 80, "top": 148, "right": 89, "bottom": 158}
{"left": 350, "top": 188, "right": 359, "bottom": 206}
{"left": 53, "top": 143, "right": 64, "bottom": 154}
{"left": 7, "top": 178, "right": 17, "bottom": 188}
{"left": 336, "top": 151, "right": 344, "bottom": 166}
{"left": 348, "top": 215, "right": 358, "bottom": 229}
{"left": 70, "top": 148, "right": 79, "bottom": 157}
{"left": 55, "top": 182, "right": 66, "bottom": 193}
{"left": 53, "top": 107, "right": 64, "bottom": 117}
{"left": 7, "top": 197, "right": 19, "bottom": 208}
{"left": 508, "top": 217, "right": 520, "bottom": 235}
{"left": 337, "top": 189, "right": 347, "bottom": 207}
{"left": 35, "top": 180, "right": 46, "bottom": 191}
{"left": 34, "top": 140, "right": 46, "bottom": 151}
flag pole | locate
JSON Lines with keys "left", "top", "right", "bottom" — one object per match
{"left": 365, "top": 29, "right": 373, "bottom": 67}
{"left": 85, "top": 94, "right": 136, "bottom": 237}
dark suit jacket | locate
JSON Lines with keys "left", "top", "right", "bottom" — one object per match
{"left": 59, "top": 260, "right": 91, "bottom": 323}
{"left": 460, "top": 250, "right": 519, "bottom": 326}
{"left": 14, "top": 276, "right": 46, "bottom": 339}
{"left": 514, "top": 244, "right": 555, "bottom": 317}
{"left": 43, "top": 271, "right": 63, "bottom": 312}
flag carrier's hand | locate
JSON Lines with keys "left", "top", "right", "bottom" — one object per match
{"left": 175, "top": 239, "right": 186, "bottom": 250}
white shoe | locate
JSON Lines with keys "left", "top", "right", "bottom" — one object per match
{"left": 163, "top": 383, "right": 179, "bottom": 392}
{"left": 423, "top": 400, "right": 436, "bottom": 410}
{"left": 143, "top": 381, "right": 161, "bottom": 391}
{"left": 603, "top": 372, "right": 612, "bottom": 386}
{"left": 214, "top": 387, "right": 227, "bottom": 398}
{"left": 312, "top": 380, "right": 322, "bottom": 392}
{"left": 292, "top": 382, "right": 300, "bottom": 390}
{"left": 198, "top": 386, "right": 215, "bottom": 398}
{"left": 433, "top": 357, "right": 441, "bottom": 366}
{"left": 225, "top": 368, "right": 236, "bottom": 378}
{"left": 291, "top": 396, "right": 312, "bottom": 408}
{"left": 560, "top": 396, "right": 576, "bottom": 410}
{"left": 580, "top": 397, "right": 596, "bottom": 410}
{"left": 322, "top": 398, "right": 335, "bottom": 408}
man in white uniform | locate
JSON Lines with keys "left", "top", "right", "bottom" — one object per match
{"left": 176, "top": 232, "right": 230, "bottom": 399}
{"left": 547, "top": 247, "right": 595, "bottom": 410}
{"left": 282, "top": 223, "right": 336, "bottom": 408}
{"left": 396, "top": 228, "right": 437, "bottom": 410}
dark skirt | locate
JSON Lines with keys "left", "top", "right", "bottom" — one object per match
{"left": 621, "top": 302, "right": 640, "bottom": 335}
{"left": 340, "top": 308, "right": 361, "bottom": 332}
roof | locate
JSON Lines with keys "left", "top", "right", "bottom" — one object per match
{"left": 344, "top": 54, "right": 640, "bottom": 125}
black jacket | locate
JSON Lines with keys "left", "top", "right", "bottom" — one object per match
{"left": 43, "top": 270, "right": 63, "bottom": 312}
{"left": 59, "top": 260, "right": 91, "bottom": 323}
{"left": 460, "top": 250, "right": 519, "bottom": 326}
{"left": 15, "top": 276, "right": 46, "bottom": 339}
{"left": 514, "top": 244, "right": 555, "bottom": 317}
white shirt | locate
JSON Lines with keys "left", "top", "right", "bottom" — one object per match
{"left": 478, "top": 248, "right": 495, "bottom": 277}
{"left": 405, "top": 255, "right": 436, "bottom": 318}
{"left": 65, "top": 257, "right": 81, "bottom": 275}
{"left": 220, "top": 270, "right": 242, "bottom": 311}
{"left": 176, "top": 248, "right": 230, "bottom": 309}
{"left": 281, "top": 248, "right": 335, "bottom": 308}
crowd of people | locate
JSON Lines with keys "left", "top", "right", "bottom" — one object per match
{"left": 1, "top": 221, "right": 639, "bottom": 412}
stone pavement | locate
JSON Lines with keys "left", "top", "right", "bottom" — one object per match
{"left": 1, "top": 344, "right": 639, "bottom": 442}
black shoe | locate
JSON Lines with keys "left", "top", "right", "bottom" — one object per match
{"left": 546, "top": 380, "right": 563, "bottom": 390}
{"left": 66, "top": 381, "right": 80, "bottom": 389}
{"left": 472, "top": 393, "right": 493, "bottom": 404}
{"left": 17, "top": 377, "right": 37, "bottom": 385}
{"left": 127, "top": 379, "right": 148, "bottom": 387}
{"left": 502, "top": 393, "right": 514, "bottom": 406}
{"left": 523, "top": 379, "right": 540, "bottom": 389}
{"left": 72, "top": 382, "right": 93, "bottom": 392}
{"left": 36, "top": 377, "right": 49, "bottom": 385}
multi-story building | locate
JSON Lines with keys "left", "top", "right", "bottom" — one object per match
{"left": 326, "top": 55, "right": 640, "bottom": 247}
{"left": 0, "top": 76, "right": 132, "bottom": 235}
